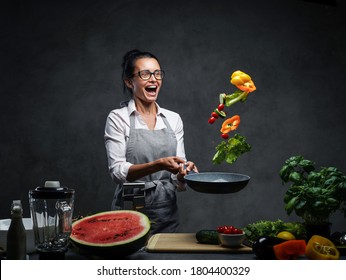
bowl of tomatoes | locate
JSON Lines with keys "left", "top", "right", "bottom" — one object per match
{"left": 217, "top": 225, "right": 245, "bottom": 248}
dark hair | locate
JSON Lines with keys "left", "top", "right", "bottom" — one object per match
{"left": 121, "top": 49, "right": 161, "bottom": 95}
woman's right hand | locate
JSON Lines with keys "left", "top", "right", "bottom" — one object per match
{"left": 159, "top": 156, "right": 186, "bottom": 174}
{"left": 127, "top": 156, "right": 186, "bottom": 182}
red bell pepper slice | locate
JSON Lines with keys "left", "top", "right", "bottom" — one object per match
{"left": 220, "top": 115, "right": 240, "bottom": 134}
{"left": 273, "top": 240, "right": 306, "bottom": 260}
{"left": 273, "top": 240, "right": 307, "bottom": 260}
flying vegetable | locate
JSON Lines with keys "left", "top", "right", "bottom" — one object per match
{"left": 209, "top": 70, "right": 256, "bottom": 164}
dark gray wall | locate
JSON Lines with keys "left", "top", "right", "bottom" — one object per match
{"left": 1, "top": 0, "right": 345, "bottom": 232}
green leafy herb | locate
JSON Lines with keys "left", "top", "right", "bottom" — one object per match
{"left": 279, "top": 155, "right": 346, "bottom": 224}
{"left": 212, "top": 133, "right": 251, "bottom": 165}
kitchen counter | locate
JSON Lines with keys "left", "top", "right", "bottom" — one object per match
{"left": 25, "top": 233, "right": 346, "bottom": 260}
{"left": 26, "top": 248, "right": 346, "bottom": 260}
{"left": 28, "top": 248, "right": 258, "bottom": 260}
{"left": 28, "top": 233, "right": 256, "bottom": 260}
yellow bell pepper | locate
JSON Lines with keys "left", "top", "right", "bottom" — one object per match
{"left": 305, "top": 235, "right": 340, "bottom": 260}
{"left": 230, "top": 70, "right": 256, "bottom": 93}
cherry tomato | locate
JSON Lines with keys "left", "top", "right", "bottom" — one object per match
{"left": 218, "top": 104, "right": 225, "bottom": 111}
{"left": 228, "top": 226, "right": 235, "bottom": 232}
{"left": 208, "top": 117, "right": 216, "bottom": 124}
{"left": 217, "top": 226, "right": 225, "bottom": 233}
{"left": 217, "top": 225, "right": 244, "bottom": 234}
{"left": 221, "top": 133, "right": 229, "bottom": 139}
{"left": 233, "top": 228, "right": 243, "bottom": 234}
{"left": 211, "top": 112, "right": 219, "bottom": 118}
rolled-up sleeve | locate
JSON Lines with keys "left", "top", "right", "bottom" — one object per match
{"left": 174, "top": 114, "right": 186, "bottom": 159}
{"left": 170, "top": 113, "right": 188, "bottom": 191}
{"left": 104, "top": 111, "right": 132, "bottom": 183}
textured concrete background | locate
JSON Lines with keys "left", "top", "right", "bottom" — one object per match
{"left": 1, "top": 0, "right": 345, "bottom": 232}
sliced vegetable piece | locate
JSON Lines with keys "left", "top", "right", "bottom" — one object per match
{"left": 220, "top": 115, "right": 240, "bottom": 134}
{"left": 214, "top": 108, "right": 226, "bottom": 118}
{"left": 273, "top": 240, "right": 306, "bottom": 260}
{"left": 221, "top": 133, "right": 229, "bottom": 139}
{"left": 231, "top": 70, "right": 251, "bottom": 84}
{"left": 305, "top": 235, "right": 340, "bottom": 260}
{"left": 224, "top": 91, "right": 243, "bottom": 107}
{"left": 230, "top": 70, "right": 256, "bottom": 93}
{"left": 218, "top": 103, "right": 225, "bottom": 111}
{"left": 211, "top": 112, "right": 219, "bottom": 118}
{"left": 219, "top": 93, "right": 226, "bottom": 104}
{"left": 237, "top": 81, "right": 256, "bottom": 93}
{"left": 208, "top": 117, "right": 216, "bottom": 124}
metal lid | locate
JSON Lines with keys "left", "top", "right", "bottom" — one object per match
{"left": 29, "top": 181, "right": 75, "bottom": 199}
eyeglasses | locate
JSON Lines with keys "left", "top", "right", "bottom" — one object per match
{"left": 132, "top": 70, "right": 165, "bottom": 80}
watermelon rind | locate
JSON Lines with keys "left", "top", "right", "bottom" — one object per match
{"left": 70, "top": 210, "right": 151, "bottom": 257}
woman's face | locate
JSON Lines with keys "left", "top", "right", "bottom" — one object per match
{"left": 126, "top": 57, "right": 163, "bottom": 104}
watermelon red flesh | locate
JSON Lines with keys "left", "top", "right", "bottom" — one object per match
{"left": 71, "top": 212, "right": 146, "bottom": 245}
{"left": 70, "top": 210, "right": 150, "bottom": 257}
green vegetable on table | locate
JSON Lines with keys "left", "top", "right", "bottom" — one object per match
{"left": 195, "top": 229, "right": 219, "bottom": 244}
{"left": 243, "top": 219, "right": 306, "bottom": 243}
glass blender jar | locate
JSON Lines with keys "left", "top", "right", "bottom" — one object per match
{"left": 29, "top": 181, "right": 75, "bottom": 258}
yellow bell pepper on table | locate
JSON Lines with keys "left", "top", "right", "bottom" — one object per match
{"left": 305, "top": 235, "right": 340, "bottom": 260}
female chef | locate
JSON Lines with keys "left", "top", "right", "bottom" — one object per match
{"left": 104, "top": 49, "right": 198, "bottom": 233}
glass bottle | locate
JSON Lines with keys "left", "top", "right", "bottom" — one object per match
{"left": 6, "top": 200, "right": 27, "bottom": 260}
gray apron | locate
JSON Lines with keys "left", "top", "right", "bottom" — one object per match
{"left": 111, "top": 112, "right": 179, "bottom": 234}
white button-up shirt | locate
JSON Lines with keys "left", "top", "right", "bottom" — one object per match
{"left": 104, "top": 99, "right": 187, "bottom": 189}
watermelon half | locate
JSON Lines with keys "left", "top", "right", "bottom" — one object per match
{"left": 70, "top": 210, "right": 150, "bottom": 257}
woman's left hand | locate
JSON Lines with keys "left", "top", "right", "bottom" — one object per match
{"left": 177, "top": 161, "right": 198, "bottom": 181}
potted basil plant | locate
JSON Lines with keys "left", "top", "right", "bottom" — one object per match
{"left": 279, "top": 155, "right": 346, "bottom": 238}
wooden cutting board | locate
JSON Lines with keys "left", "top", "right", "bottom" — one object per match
{"left": 146, "top": 233, "right": 252, "bottom": 253}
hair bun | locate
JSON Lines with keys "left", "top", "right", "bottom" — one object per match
{"left": 122, "top": 49, "right": 141, "bottom": 66}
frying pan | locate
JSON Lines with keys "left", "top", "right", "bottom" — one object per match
{"left": 184, "top": 172, "right": 250, "bottom": 194}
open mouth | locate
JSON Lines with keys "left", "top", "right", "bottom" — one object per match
{"left": 145, "top": 85, "right": 157, "bottom": 94}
